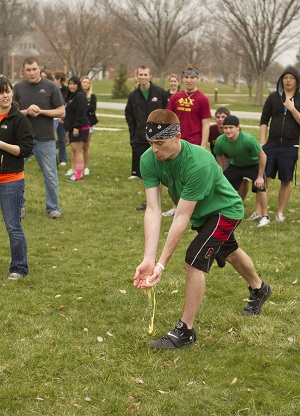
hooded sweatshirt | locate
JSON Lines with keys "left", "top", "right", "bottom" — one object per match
{"left": 260, "top": 66, "right": 300, "bottom": 146}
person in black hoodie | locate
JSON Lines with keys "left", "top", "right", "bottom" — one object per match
{"left": 0, "top": 76, "right": 33, "bottom": 279}
{"left": 259, "top": 66, "right": 300, "bottom": 222}
{"left": 64, "top": 76, "right": 90, "bottom": 181}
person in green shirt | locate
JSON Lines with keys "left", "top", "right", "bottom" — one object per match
{"left": 214, "top": 115, "right": 270, "bottom": 228}
{"left": 134, "top": 109, "right": 272, "bottom": 349}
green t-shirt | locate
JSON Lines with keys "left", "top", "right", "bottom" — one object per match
{"left": 214, "top": 130, "right": 262, "bottom": 167}
{"left": 140, "top": 140, "right": 244, "bottom": 228}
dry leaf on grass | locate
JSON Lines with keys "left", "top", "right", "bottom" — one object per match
{"left": 135, "top": 378, "right": 143, "bottom": 384}
{"left": 97, "top": 336, "right": 104, "bottom": 343}
{"left": 158, "top": 390, "right": 169, "bottom": 394}
{"left": 57, "top": 305, "right": 66, "bottom": 310}
{"left": 107, "top": 332, "right": 113, "bottom": 337}
{"left": 231, "top": 377, "right": 238, "bottom": 384}
{"left": 119, "top": 290, "right": 127, "bottom": 294}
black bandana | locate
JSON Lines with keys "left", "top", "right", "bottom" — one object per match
{"left": 146, "top": 123, "right": 180, "bottom": 140}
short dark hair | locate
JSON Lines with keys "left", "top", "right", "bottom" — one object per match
{"left": 0, "top": 76, "right": 13, "bottom": 93}
{"left": 136, "top": 65, "right": 151, "bottom": 75}
{"left": 215, "top": 107, "right": 230, "bottom": 116}
{"left": 23, "top": 56, "right": 39, "bottom": 67}
{"left": 53, "top": 71, "right": 66, "bottom": 83}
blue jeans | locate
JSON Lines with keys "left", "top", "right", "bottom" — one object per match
{"left": 54, "top": 119, "right": 68, "bottom": 163}
{"left": 33, "top": 140, "right": 61, "bottom": 214}
{"left": 0, "top": 179, "right": 28, "bottom": 275}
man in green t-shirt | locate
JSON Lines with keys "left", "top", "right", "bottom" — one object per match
{"left": 134, "top": 109, "right": 272, "bottom": 349}
{"left": 214, "top": 115, "right": 269, "bottom": 228}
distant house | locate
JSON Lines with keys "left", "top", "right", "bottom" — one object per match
{"left": 9, "top": 31, "right": 61, "bottom": 79}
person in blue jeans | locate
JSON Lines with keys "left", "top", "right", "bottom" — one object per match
{"left": 0, "top": 76, "right": 33, "bottom": 279}
{"left": 13, "top": 57, "right": 65, "bottom": 219}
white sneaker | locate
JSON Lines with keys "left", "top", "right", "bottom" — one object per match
{"left": 276, "top": 213, "right": 285, "bottom": 222}
{"left": 65, "top": 169, "right": 75, "bottom": 176}
{"left": 60, "top": 162, "right": 67, "bottom": 166}
{"left": 162, "top": 207, "right": 177, "bottom": 217}
{"left": 83, "top": 168, "right": 90, "bottom": 175}
{"left": 257, "top": 217, "right": 270, "bottom": 227}
{"left": 128, "top": 175, "right": 139, "bottom": 179}
{"left": 247, "top": 212, "right": 262, "bottom": 221}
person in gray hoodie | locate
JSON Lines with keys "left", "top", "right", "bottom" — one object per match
{"left": 259, "top": 66, "right": 300, "bottom": 222}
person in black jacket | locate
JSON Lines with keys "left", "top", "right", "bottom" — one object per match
{"left": 0, "top": 76, "right": 33, "bottom": 279}
{"left": 258, "top": 66, "right": 300, "bottom": 222}
{"left": 125, "top": 65, "right": 168, "bottom": 210}
{"left": 80, "top": 76, "right": 98, "bottom": 176}
{"left": 53, "top": 71, "right": 68, "bottom": 166}
{"left": 64, "top": 76, "right": 90, "bottom": 181}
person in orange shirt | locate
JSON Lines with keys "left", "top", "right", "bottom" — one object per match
{"left": 0, "top": 76, "right": 33, "bottom": 279}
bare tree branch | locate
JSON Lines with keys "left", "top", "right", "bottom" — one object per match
{"left": 211, "top": 0, "right": 300, "bottom": 104}
{"left": 103, "top": 0, "right": 208, "bottom": 85}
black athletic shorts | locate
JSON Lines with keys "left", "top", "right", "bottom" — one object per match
{"left": 224, "top": 164, "right": 266, "bottom": 193}
{"left": 185, "top": 214, "right": 241, "bottom": 273}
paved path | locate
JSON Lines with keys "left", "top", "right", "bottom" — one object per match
{"left": 97, "top": 102, "right": 261, "bottom": 120}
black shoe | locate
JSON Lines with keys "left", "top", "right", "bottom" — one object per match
{"left": 149, "top": 320, "right": 197, "bottom": 349}
{"left": 243, "top": 281, "right": 272, "bottom": 315}
{"left": 136, "top": 201, "right": 147, "bottom": 211}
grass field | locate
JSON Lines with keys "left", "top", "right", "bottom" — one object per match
{"left": 0, "top": 92, "right": 299, "bottom": 415}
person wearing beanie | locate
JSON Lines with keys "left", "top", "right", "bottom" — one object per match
{"left": 214, "top": 115, "right": 270, "bottom": 227}
{"left": 257, "top": 66, "right": 300, "bottom": 223}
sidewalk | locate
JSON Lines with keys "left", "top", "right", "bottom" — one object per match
{"left": 97, "top": 101, "right": 261, "bottom": 121}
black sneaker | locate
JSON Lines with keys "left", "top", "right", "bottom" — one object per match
{"left": 136, "top": 201, "right": 147, "bottom": 211}
{"left": 149, "top": 320, "right": 197, "bottom": 349}
{"left": 243, "top": 281, "right": 272, "bottom": 315}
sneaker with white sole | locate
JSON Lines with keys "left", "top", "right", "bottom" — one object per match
{"left": 49, "top": 210, "right": 61, "bottom": 219}
{"left": 162, "top": 207, "right": 176, "bottom": 217}
{"left": 65, "top": 169, "right": 75, "bottom": 176}
{"left": 257, "top": 216, "right": 270, "bottom": 227}
{"left": 247, "top": 212, "right": 262, "bottom": 221}
{"left": 276, "top": 213, "right": 285, "bottom": 222}
{"left": 8, "top": 272, "right": 26, "bottom": 280}
{"left": 149, "top": 320, "right": 197, "bottom": 349}
{"left": 83, "top": 168, "right": 90, "bottom": 175}
{"left": 243, "top": 281, "right": 272, "bottom": 315}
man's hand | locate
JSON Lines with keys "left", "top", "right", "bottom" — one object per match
{"left": 254, "top": 176, "right": 265, "bottom": 190}
{"left": 27, "top": 104, "right": 41, "bottom": 117}
{"left": 134, "top": 260, "right": 163, "bottom": 289}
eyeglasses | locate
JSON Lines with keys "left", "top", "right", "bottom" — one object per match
{"left": 283, "top": 76, "right": 296, "bottom": 81}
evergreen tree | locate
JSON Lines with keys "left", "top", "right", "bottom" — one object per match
{"left": 112, "top": 64, "right": 130, "bottom": 99}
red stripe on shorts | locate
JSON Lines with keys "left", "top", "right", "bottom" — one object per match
{"left": 212, "top": 215, "right": 239, "bottom": 242}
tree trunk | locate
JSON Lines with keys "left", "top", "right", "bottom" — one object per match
{"left": 255, "top": 71, "right": 264, "bottom": 106}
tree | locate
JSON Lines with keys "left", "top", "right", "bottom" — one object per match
{"left": 211, "top": 0, "right": 300, "bottom": 105}
{"left": 28, "top": 0, "right": 120, "bottom": 77}
{"left": 0, "top": 0, "right": 28, "bottom": 75}
{"left": 112, "top": 64, "right": 130, "bottom": 98}
{"left": 104, "top": 0, "right": 208, "bottom": 86}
